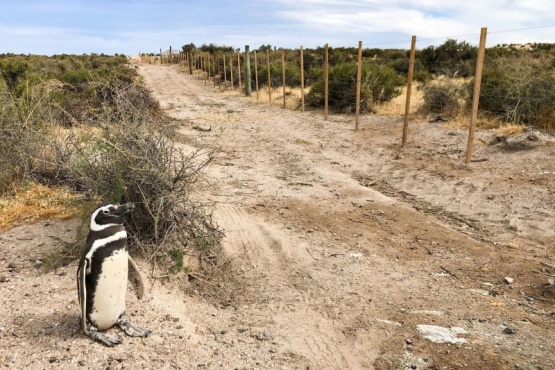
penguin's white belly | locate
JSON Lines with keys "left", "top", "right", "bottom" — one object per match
{"left": 90, "top": 249, "right": 128, "bottom": 330}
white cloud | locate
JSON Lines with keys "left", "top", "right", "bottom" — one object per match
{"left": 1, "top": 0, "right": 554, "bottom": 54}
{"left": 275, "top": 0, "right": 555, "bottom": 47}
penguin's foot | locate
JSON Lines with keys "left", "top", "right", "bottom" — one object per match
{"left": 89, "top": 329, "right": 122, "bottom": 347}
{"left": 116, "top": 314, "right": 151, "bottom": 337}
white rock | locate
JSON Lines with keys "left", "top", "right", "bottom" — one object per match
{"left": 417, "top": 324, "right": 468, "bottom": 344}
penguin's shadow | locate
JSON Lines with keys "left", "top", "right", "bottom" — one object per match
{"left": 22, "top": 311, "right": 82, "bottom": 340}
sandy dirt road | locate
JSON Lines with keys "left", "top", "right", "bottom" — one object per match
{"left": 1, "top": 62, "right": 555, "bottom": 369}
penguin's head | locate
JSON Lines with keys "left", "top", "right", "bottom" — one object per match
{"left": 90, "top": 203, "right": 135, "bottom": 231}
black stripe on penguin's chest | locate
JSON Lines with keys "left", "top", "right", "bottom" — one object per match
{"left": 85, "top": 226, "right": 128, "bottom": 319}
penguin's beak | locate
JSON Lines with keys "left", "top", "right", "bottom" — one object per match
{"left": 113, "top": 203, "right": 135, "bottom": 216}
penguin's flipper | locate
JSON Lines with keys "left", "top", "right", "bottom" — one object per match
{"left": 128, "top": 256, "right": 145, "bottom": 300}
{"left": 77, "top": 260, "right": 88, "bottom": 333}
{"left": 89, "top": 327, "right": 122, "bottom": 347}
{"left": 116, "top": 314, "right": 151, "bottom": 337}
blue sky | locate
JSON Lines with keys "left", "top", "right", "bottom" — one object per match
{"left": 1, "top": 0, "right": 554, "bottom": 55}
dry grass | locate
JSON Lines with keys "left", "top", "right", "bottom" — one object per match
{"left": 441, "top": 118, "right": 527, "bottom": 135}
{"left": 220, "top": 85, "right": 310, "bottom": 111}
{"left": 374, "top": 83, "right": 424, "bottom": 117}
{"left": 0, "top": 182, "right": 84, "bottom": 232}
{"left": 442, "top": 119, "right": 470, "bottom": 129}
{"left": 493, "top": 123, "right": 526, "bottom": 136}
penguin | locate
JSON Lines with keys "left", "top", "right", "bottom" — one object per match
{"left": 77, "top": 203, "right": 151, "bottom": 346}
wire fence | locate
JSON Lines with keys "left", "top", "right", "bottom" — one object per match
{"left": 141, "top": 26, "right": 555, "bottom": 163}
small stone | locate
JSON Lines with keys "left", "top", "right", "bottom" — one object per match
{"left": 34, "top": 260, "right": 43, "bottom": 269}
{"left": 503, "top": 326, "right": 517, "bottom": 335}
{"left": 263, "top": 330, "right": 272, "bottom": 338}
{"left": 527, "top": 133, "right": 540, "bottom": 141}
{"left": 78, "top": 360, "right": 85, "bottom": 366}
{"left": 150, "top": 335, "right": 164, "bottom": 344}
{"left": 59, "top": 271, "right": 67, "bottom": 277}
{"left": 504, "top": 277, "right": 514, "bottom": 284}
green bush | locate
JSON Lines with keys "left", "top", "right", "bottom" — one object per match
{"left": 306, "top": 61, "right": 404, "bottom": 112}
{"left": 416, "top": 39, "right": 477, "bottom": 77}
{"left": 0, "top": 57, "right": 29, "bottom": 93}
{"left": 62, "top": 69, "right": 91, "bottom": 84}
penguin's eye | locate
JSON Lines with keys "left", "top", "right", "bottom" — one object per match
{"left": 102, "top": 210, "right": 110, "bottom": 215}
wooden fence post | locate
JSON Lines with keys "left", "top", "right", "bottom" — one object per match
{"left": 267, "top": 49, "right": 272, "bottom": 105}
{"left": 169, "top": 46, "right": 172, "bottom": 64}
{"left": 355, "top": 41, "right": 362, "bottom": 131}
{"left": 223, "top": 54, "right": 227, "bottom": 87}
{"left": 254, "top": 51, "right": 259, "bottom": 99}
{"left": 466, "top": 27, "right": 488, "bottom": 164}
{"left": 300, "top": 46, "right": 305, "bottom": 112}
{"left": 324, "top": 43, "right": 329, "bottom": 120}
{"left": 208, "top": 56, "right": 211, "bottom": 82}
{"left": 245, "top": 46, "right": 252, "bottom": 97}
{"left": 230, "top": 54, "right": 234, "bottom": 89}
{"left": 160, "top": 48, "right": 162, "bottom": 64}
{"left": 204, "top": 56, "right": 208, "bottom": 84}
{"left": 282, "top": 49, "right": 286, "bottom": 108}
{"left": 188, "top": 52, "right": 193, "bottom": 75}
{"left": 217, "top": 55, "right": 221, "bottom": 88}
{"left": 402, "top": 36, "right": 417, "bottom": 146}
{"left": 237, "top": 51, "right": 242, "bottom": 94}
{"left": 214, "top": 56, "right": 218, "bottom": 88}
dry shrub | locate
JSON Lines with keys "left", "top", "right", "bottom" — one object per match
{"left": 1, "top": 74, "right": 222, "bottom": 273}
{"left": 473, "top": 53, "right": 555, "bottom": 129}
{"left": 418, "top": 79, "right": 466, "bottom": 118}
{"left": 50, "top": 91, "right": 221, "bottom": 271}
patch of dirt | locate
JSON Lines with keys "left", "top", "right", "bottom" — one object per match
{"left": 2, "top": 61, "right": 555, "bottom": 369}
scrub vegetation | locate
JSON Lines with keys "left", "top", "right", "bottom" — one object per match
{"left": 176, "top": 40, "right": 555, "bottom": 128}
{"left": 0, "top": 53, "right": 222, "bottom": 271}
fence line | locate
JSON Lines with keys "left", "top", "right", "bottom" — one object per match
{"left": 141, "top": 26, "right": 555, "bottom": 163}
